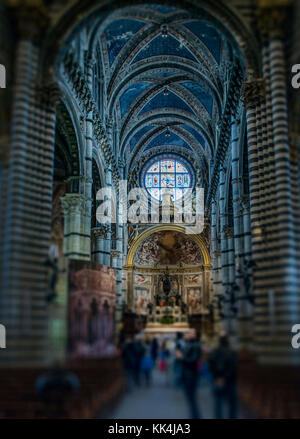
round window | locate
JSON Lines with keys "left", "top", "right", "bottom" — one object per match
{"left": 144, "top": 158, "right": 191, "bottom": 201}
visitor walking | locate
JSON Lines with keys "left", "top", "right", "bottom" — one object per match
{"left": 150, "top": 337, "right": 159, "bottom": 364}
{"left": 158, "top": 340, "right": 170, "bottom": 385}
{"left": 132, "top": 332, "right": 146, "bottom": 386}
{"left": 141, "top": 339, "right": 154, "bottom": 386}
{"left": 208, "top": 334, "right": 237, "bottom": 419}
{"left": 121, "top": 335, "right": 137, "bottom": 391}
{"left": 172, "top": 332, "right": 185, "bottom": 387}
{"left": 175, "top": 328, "right": 202, "bottom": 419}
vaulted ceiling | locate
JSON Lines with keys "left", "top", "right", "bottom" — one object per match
{"left": 98, "top": 4, "right": 230, "bottom": 186}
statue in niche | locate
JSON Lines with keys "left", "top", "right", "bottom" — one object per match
{"left": 187, "top": 288, "right": 203, "bottom": 314}
{"left": 162, "top": 267, "right": 172, "bottom": 294}
{"left": 147, "top": 302, "right": 153, "bottom": 315}
{"left": 181, "top": 301, "right": 187, "bottom": 314}
{"left": 156, "top": 268, "right": 184, "bottom": 308}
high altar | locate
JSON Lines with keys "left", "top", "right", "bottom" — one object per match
{"left": 122, "top": 227, "right": 213, "bottom": 338}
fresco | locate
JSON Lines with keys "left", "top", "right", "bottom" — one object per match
{"left": 187, "top": 287, "right": 203, "bottom": 314}
{"left": 134, "top": 289, "right": 152, "bottom": 315}
{"left": 185, "top": 274, "right": 202, "bottom": 285}
{"left": 134, "top": 274, "right": 151, "bottom": 285}
{"left": 133, "top": 231, "right": 203, "bottom": 266}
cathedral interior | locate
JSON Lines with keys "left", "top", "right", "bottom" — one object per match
{"left": 0, "top": 0, "right": 300, "bottom": 420}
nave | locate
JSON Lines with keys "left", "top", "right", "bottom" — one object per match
{"left": 0, "top": 0, "right": 300, "bottom": 420}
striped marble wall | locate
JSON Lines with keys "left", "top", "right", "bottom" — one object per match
{"left": 0, "top": 35, "right": 59, "bottom": 365}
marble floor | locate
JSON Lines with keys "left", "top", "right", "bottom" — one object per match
{"left": 102, "top": 369, "right": 243, "bottom": 419}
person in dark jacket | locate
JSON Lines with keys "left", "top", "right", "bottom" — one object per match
{"left": 208, "top": 334, "right": 237, "bottom": 419}
{"left": 132, "top": 332, "right": 146, "bottom": 386}
{"left": 175, "top": 328, "right": 202, "bottom": 419}
{"left": 121, "top": 335, "right": 137, "bottom": 390}
{"left": 173, "top": 332, "right": 185, "bottom": 387}
{"left": 150, "top": 337, "right": 159, "bottom": 364}
{"left": 35, "top": 363, "right": 80, "bottom": 417}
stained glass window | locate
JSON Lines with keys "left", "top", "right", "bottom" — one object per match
{"left": 144, "top": 158, "right": 191, "bottom": 201}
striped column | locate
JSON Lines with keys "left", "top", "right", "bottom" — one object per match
{"left": 219, "top": 167, "right": 229, "bottom": 295}
{"left": 219, "top": 166, "right": 233, "bottom": 333}
{"left": 248, "top": 35, "right": 280, "bottom": 359}
{"left": 81, "top": 51, "right": 96, "bottom": 260}
{"left": 103, "top": 166, "right": 112, "bottom": 267}
{"left": 0, "top": 139, "right": 9, "bottom": 299}
{"left": 224, "top": 226, "right": 236, "bottom": 343}
{"left": 240, "top": 195, "right": 254, "bottom": 351}
{"left": 241, "top": 77, "right": 267, "bottom": 360}
{"left": 0, "top": 3, "right": 12, "bottom": 298}
{"left": 242, "top": 49, "right": 299, "bottom": 364}
{"left": 0, "top": 7, "right": 60, "bottom": 366}
{"left": 61, "top": 194, "right": 89, "bottom": 260}
{"left": 211, "top": 200, "right": 221, "bottom": 294}
{"left": 111, "top": 215, "right": 123, "bottom": 308}
{"left": 251, "top": 5, "right": 300, "bottom": 365}
{"left": 289, "top": 0, "right": 300, "bottom": 289}
{"left": 115, "top": 225, "right": 124, "bottom": 309}
{"left": 111, "top": 247, "right": 122, "bottom": 344}
{"left": 231, "top": 117, "right": 244, "bottom": 272}
{"left": 211, "top": 199, "right": 221, "bottom": 330}
{"left": 91, "top": 225, "right": 109, "bottom": 265}
{"left": 230, "top": 114, "right": 252, "bottom": 349}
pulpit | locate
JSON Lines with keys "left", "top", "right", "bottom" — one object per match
{"left": 68, "top": 261, "right": 116, "bottom": 358}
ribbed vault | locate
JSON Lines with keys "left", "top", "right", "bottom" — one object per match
{"left": 48, "top": 0, "right": 257, "bottom": 198}
{"left": 89, "top": 4, "right": 239, "bottom": 192}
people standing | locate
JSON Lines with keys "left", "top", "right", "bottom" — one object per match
{"left": 208, "top": 334, "right": 237, "bottom": 419}
{"left": 150, "top": 337, "right": 159, "bottom": 364}
{"left": 141, "top": 339, "right": 154, "bottom": 386}
{"left": 173, "top": 332, "right": 185, "bottom": 387}
{"left": 175, "top": 328, "right": 202, "bottom": 419}
{"left": 121, "top": 335, "right": 137, "bottom": 391}
{"left": 158, "top": 340, "right": 170, "bottom": 385}
{"left": 132, "top": 332, "right": 146, "bottom": 387}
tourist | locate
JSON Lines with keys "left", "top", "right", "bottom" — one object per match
{"left": 132, "top": 332, "right": 146, "bottom": 386}
{"left": 121, "top": 335, "right": 137, "bottom": 391}
{"left": 208, "top": 334, "right": 237, "bottom": 419}
{"left": 175, "top": 328, "right": 202, "bottom": 419}
{"left": 141, "top": 339, "right": 154, "bottom": 386}
{"left": 158, "top": 340, "right": 170, "bottom": 385}
{"left": 172, "top": 332, "right": 185, "bottom": 387}
{"left": 150, "top": 337, "right": 159, "bottom": 364}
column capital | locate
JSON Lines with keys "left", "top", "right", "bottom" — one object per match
{"left": 65, "top": 175, "right": 83, "bottom": 184}
{"left": 223, "top": 226, "right": 234, "bottom": 238}
{"left": 92, "top": 224, "right": 110, "bottom": 239}
{"left": 111, "top": 250, "right": 121, "bottom": 259}
{"left": 241, "top": 77, "right": 265, "bottom": 108}
{"left": 60, "top": 193, "right": 87, "bottom": 215}
{"left": 241, "top": 195, "right": 250, "bottom": 211}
